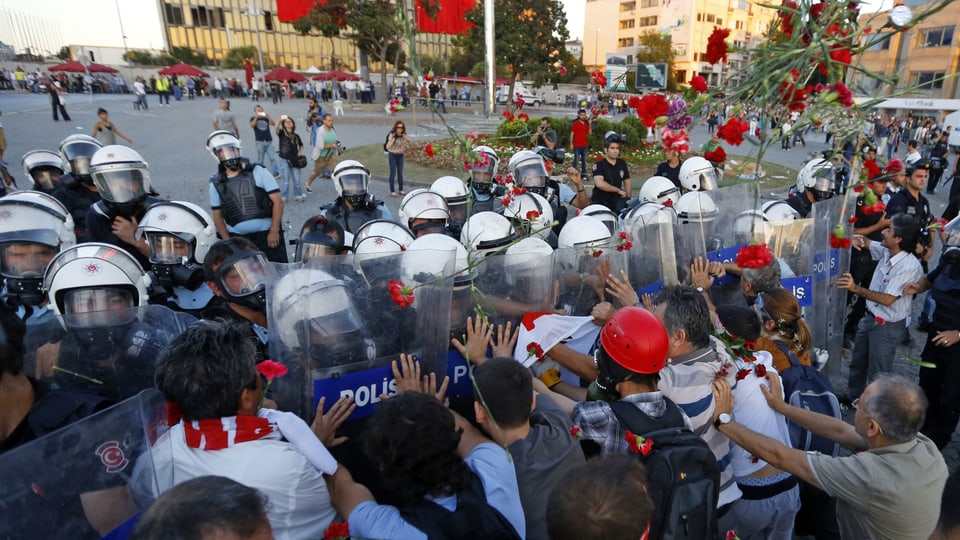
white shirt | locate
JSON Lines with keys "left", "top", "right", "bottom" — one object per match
{"left": 730, "top": 352, "right": 793, "bottom": 476}
{"left": 140, "top": 423, "right": 336, "bottom": 540}
{"left": 133, "top": 81, "right": 145, "bottom": 96}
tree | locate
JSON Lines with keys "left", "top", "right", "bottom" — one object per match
{"left": 454, "top": 0, "right": 569, "bottom": 104}
{"left": 220, "top": 46, "right": 271, "bottom": 69}
{"left": 170, "top": 46, "right": 209, "bottom": 66}
{"left": 56, "top": 46, "right": 70, "bottom": 61}
{"left": 126, "top": 50, "right": 159, "bottom": 65}
{"left": 634, "top": 31, "right": 677, "bottom": 92}
{"left": 292, "top": 0, "right": 348, "bottom": 69}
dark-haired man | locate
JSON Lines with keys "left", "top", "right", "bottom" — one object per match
{"left": 590, "top": 133, "right": 631, "bottom": 213}
{"left": 712, "top": 373, "right": 946, "bottom": 539}
{"left": 838, "top": 214, "right": 923, "bottom": 399}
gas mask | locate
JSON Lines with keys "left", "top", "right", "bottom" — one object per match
{"left": 213, "top": 250, "right": 272, "bottom": 312}
{"left": 146, "top": 234, "right": 204, "bottom": 291}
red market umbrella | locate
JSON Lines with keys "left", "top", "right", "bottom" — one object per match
{"left": 313, "top": 70, "right": 360, "bottom": 81}
{"left": 48, "top": 60, "right": 86, "bottom": 73}
{"left": 158, "top": 62, "right": 209, "bottom": 77}
{"left": 264, "top": 66, "right": 306, "bottom": 82}
{"left": 87, "top": 62, "right": 119, "bottom": 73}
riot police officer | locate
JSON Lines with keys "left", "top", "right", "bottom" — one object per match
{"left": 51, "top": 135, "right": 104, "bottom": 243}
{"left": 206, "top": 130, "right": 287, "bottom": 262}
{"left": 20, "top": 149, "right": 65, "bottom": 195}
{"left": 320, "top": 160, "right": 393, "bottom": 235}
{"left": 85, "top": 145, "right": 160, "bottom": 268}
{"left": 465, "top": 145, "right": 505, "bottom": 215}
{"left": 135, "top": 201, "right": 218, "bottom": 317}
{"left": 785, "top": 157, "right": 836, "bottom": 218}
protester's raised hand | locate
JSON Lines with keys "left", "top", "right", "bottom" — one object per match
{"left": 690, "top": 257, "right": 715, "bottom": 290}
{"left": 421, "top": 371, "right": 450, "bottom": 405}
{"left": 904, "top": 282, "right": 922, "bottom": 296}
{"left": 836, "top": 272, "right": 856, "bottom": 291}
{"left": 591, "top": 301, "right": 615, "bottom": 325}
{"left": 450, "top": 316, "right": 492, "bottom": 365}
{"left": 605, "top": 269, "right": 639, "bottom": 307}
{"left": 311, "top": 395, "right": 354, "bottom": 447}
{"left": 391, "top": 353, "right": 424, "bottom": 394}
{"left": 641, "top": 292, "right": 655, "bottom": 311}
{"left": 759, "top": 371, "right": 787, "bottom": 413}
{"left": 490, "top": 321, "right": 519, "bottom": 358}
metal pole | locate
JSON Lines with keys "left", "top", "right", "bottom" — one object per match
{"left": 114, "top": 0, "right": 128, "bottom": 54}
{"left": 248, "top": 3, "right": 266, "bottom": 82}
{"left": 483, "top": 0, "right": 495, "bottom": 116}
{"left": 595, "top": 28, "right": 600, "bottom": 69}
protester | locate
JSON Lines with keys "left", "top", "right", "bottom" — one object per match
{"left": 385, "top": 120, "right": 408, "bottom": 197}
{"left": 91, "top": 108, "right": 132, "bottom": 145}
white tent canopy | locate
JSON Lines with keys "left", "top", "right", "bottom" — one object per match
{"left": 304, "top": 66, "right": 321, "bottom": 74}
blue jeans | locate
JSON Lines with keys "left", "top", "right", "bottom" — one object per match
{"left": 255, "top": 140, "right": 279, "bottom": 176}
{"left": 572, "top": 146, "right": 588, "bottom": 176}
{"left": 388, "top": 152, "right": 404, "bottom": 192}
{"left": 278, "top": 159, "right": 304, "bottom": 199}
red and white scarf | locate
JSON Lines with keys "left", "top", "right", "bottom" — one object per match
{"left": 182, "top": 415, "right": 276, "bottom": 450}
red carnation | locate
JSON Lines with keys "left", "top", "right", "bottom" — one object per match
{"left": 388, "top": 279, "right": 415, "bottom": 308}
{"left": 518, "top": 113, "right": 529, "bottom": 121}
{"left": 736, "top": 368, "right": 752, "bottom": 381}
{"left": 690, "top": 75, "right": 708, "bottom": 93}
{"left": 829, "top": 46, "right": 852, "bottom": 67}
{"left": 569, "top": 425, "right": 582, "bottom": 438}
{"left": 735, "top": 243, "right": 774, "bottom": 269}
{"left": 874, "top": 316, "right": 885, "bottom": 325}
{"left": 628, "top": 95, "right": 642, "bottom": 108}
{"left": 829, "top": 231, "right": 851, "bottom": 249}
{"left": 526, "top": 210, "right": 540, "bottom": 220}
{"left": 256, "top": 360, "right": 288, "bottom": 380}
{"left": 754, "top": 363, "right": 767, "bottom": 378}
{"left": 704, "top": 147, "right": 727, "bottom": 164}
{"left": 625, "top": 430, "right": 655, "bottom": 455}
{"left": 633, "top": 94, "right": 670, "bottom": 128}
{"left": 778, "top": 0, "right": 799, "bottom": 37}
{"left": 853, "top": 184, "right": 865, "bottom": 193}
{"left": 718, "top": 118, "right": 749, "bottom": 146}
{"left": 833, "top": 82, "right": 854, "bottom": 108}
{"left": 323, "top": 522, "right": 350, "bottom": 540}
{"left": 705, "top": 27, "right": 731, "bottom": 64}
{"left": 424, "top": 143, "right": 435, "bottom": 158}
{"left": 863, "top": 159, "right": 881, "bottom": 180}
{"left": 849, "top": 217, "right": 858, "bottom": 223}
{"left": 591, "top": 71, "right": 607, "bottom": 88}
{"left": 502, "top": 110, "right": 514, "bottom": 121}
{"left": 527, "top": 342, "right": 545, "bottom": 361}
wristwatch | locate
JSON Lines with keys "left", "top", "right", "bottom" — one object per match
{"left": 714, "top": 412, "right": 733, "bottom": 429}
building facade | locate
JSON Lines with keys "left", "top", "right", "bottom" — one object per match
{"left": 854, "top": 0, "right": 960, "bottom": 108}
{"left": 583, "top": 0, "right": 777, "bottom": 86}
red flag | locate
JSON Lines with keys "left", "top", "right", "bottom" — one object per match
{"left": 277, "top": 0, "right": 316, "bottom": 23}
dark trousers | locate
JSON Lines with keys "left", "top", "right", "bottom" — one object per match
{"left": 388, "top": 152, "right": 404, "bottom": 192}
{"left": 52, "top": 100, "right": 70, "bottom": 121}
{"left": 919, "top": 331, "right": 960, "bottom": 448}
{"left": 793, "top": 481, "right": 840, "bottom": 539}
{"left": 844, "top": 254, "right": 878, "bottom": 337}
{"left": 572, "top": 146, "right": 588, "bottom": 176}
{"left": 240, "top": 229, "right": 288, "bottom": 263}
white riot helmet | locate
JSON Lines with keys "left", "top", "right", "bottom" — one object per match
{"left": 796, "top": 158, "right": 836, "bottom": 201}
{"left": 0, "top": 191, "right": 76, "bottom": 306}
{"left": 89, "top": 146, "right": 151, "bottom": 215}
{"left": 43, "top": 243, "right": 151, "bottom": 334}
{"left": 675, "top": 191, "right": 719, "bottom": 224}
{"left": 558, "top": 214, "right": 613, "bottom": 249}
{"left": 679, "top": 156, "right": 720, "bottom": 192}
{"left": 623, "top": 200, "right": 678, "bottom": 242}
{"left": 136, "top": 201, "right": 216, "bottom": 290}
{"left": 504, "top": 236, "right": 554, "bottom": 270}
{"left": 761, "top": 200, "right": 800, "bottom": 222}
{"left": 469, "top": 145, "right": 500, "bottom": 193}
{"left": 59, "top": 134, "right": 103, "bottom": 183}
{"left": 272, "top": 268, "right": 360, "bottom": 349}
{"left": 639, "top": 176, "right": 680, "bottom": 207}
{"left": 398, "top": 189, "right": 450, "bottom": 237}
{"left": 579, "top": 204, "right": 621, "bottom": 236}
{"left": 461, "top": 211, "right": 519, "bottom": 260}
{"left": 333, "top": 159, "right": 370, "bottom": 207}
{"left": 352, "top": 219, "right": 416, "bottom": 258}
{"left": 942, "top": 216, "right": 960, "bottom": 266}
{"left": 21, "top": 150, "right": 65, "bottom": 193}
{"left": 505, "top": 192, "right": 554, "bottom": 240}
{"left": 206, "top": 130, "right": 243, "bottom": 170}
{"left": 733, "top": 209, "right": 765, "bottom": 244}
{"left": 432, "top": 176, "right": 468, "bottom": 233}
{"left": 404, "top": 233, "right": 473, "bottom": 289}
{"left": 508, "top": 150, "right": 549, "bottom": 195}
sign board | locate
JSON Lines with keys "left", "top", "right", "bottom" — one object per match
{"left": 636, "top": 63, "right": 667, "bottom": 89}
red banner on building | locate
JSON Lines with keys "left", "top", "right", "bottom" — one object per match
{"left": 415, "top": 0, "right": 475, "bottom": 35}
{"left": 277, "top": 0, "right": 315, "bottom": 23}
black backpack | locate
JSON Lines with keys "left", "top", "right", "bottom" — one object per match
{"left": 773, "top": 341, "right": 842, "bottom": 457}
{"left": 384, "top": 131, "right": 391, "bottom": 152}
{"left": 609, "top": 399, "right": 720, "bottom": 540}
{"left": 399, "top": 470, "right": 521, "bottom": 540}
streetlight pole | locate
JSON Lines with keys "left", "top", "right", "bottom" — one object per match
{"left": 246, "top": 2, "right": 266, "bottom": 83}
{"left": 114, "top": 0, "right": 128, "bottom": 54}
{"left": 595, "top": 28, "right": 601, "bottom": 70}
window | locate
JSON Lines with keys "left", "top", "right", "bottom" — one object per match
{"left": 164, "top": 3, "right": 184, "bottom": 25}
{"left": 914, "top": 71, "right": 945, "bottom": 89}
{"left": 866, "top": 33, "right": 892, "bottom": 51}
{"left": 706, "top": 14, "right": 715, "bottom": 22}
{"left": 738, "top": 0, "right": 748, "bottom": 9}
{"left": 190, "top": 7, "right": 210, "bottom": 27}
{"left": 735, "top": 20, "right": 743, "bottom": 29}
{"left": 211, "top": 7, "right": 226, "bottom": 29}
{"left": 640, "top": 0, "right": 657, "bottom": 7}
{"left": 620, "top": 1, "right": 636, "bottom": 11}
{"left": 620, "top": 19, "right": 635, "bottom": 29}
{"left": 920, "top": 26, "right": 953, "bottom": 47}
{"left": 264, "top": 11, "right": 274, "bottom": 31}
{"left": 716, "top": 18, "right": 723, "bottom": 25}
{"left": 697, "top": 13, "right": 702, "bottom": 22}
{"left": 639, "top": 16, "right": 658, "bottom": 26}
{"left": 676, "top": 70, "right": 686, "bottom": 83}
{"left": 618, "top": 37, "right": 635, "bottom": 47}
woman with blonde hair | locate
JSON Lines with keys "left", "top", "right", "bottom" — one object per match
{"left": 752, "top": 288, "right": 813, "bottom": 372}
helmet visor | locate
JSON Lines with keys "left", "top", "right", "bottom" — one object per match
{"left": 810, "top": 167, "right": 835, "bottom": 194}
{"left": 693, "top": 168, "right": 720, "bottom": 191}
{"left": 62, "top": 287, "right": 136, "bottom": 328}
{"left": 338, "top": 174, "right": 367, "bottom": 196}
{"left": 514, "top": 163, "right": 548, "bottom": 189}
{"left": 92, "top": 166, "right": 150, "bottom": 204}
{"left": 62, "top": 141, "right": 102, "bottom": 164}
{"left": 217, "top": 253, "right": 270, "bottom": 297}
{"left": 300, "top": 242, "right": 339, "bottom": 263}
{"left": 147, "top": 233, "right": 194, "bottom": 264}
{"left": 0, "top": 241, "right": 58, "bottom": 278}
{"left": 69, "top": 156, "right": 92, "bottom": 177}
{"left": 305, "top": 306, "right": 363, "bottom": 339}
{"left": 214, "top": 145, "right": 242, "bottom": 162}
{"left": 30, "top": 167, "right": 63, "bottom": 191}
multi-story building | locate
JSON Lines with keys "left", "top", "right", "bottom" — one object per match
{"left": 854, "top": 0, "right": 960, "bottom": 117}
{"left": 583, "top": 0, "right": 777, "bottom": 86}
{"left": 158, "top": 0, "right": 452, "bottom": 71}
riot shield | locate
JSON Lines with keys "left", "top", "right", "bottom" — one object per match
{"left": 622, "top": 202, "right": 680, "bottom": 297}
{"left": 0, "top": 389, "right": 169, "bottom": 540}
{"left": 554, "top": 245, "right": 629, "bottom": 315}
{"left": 29, "top": 305, "right": 196, "bottom": 402}
{"left": 267, "top": 251, "right": 454, "bottom": 420}
{"left": 808, "top": 196, "right": 851, "bottom": 374}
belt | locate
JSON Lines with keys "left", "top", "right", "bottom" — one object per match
{"left": 737, "top": 475, "right": 798, "bottom": 500}
{"left": 865, "top": 310, "right": 905, "bottom": 325}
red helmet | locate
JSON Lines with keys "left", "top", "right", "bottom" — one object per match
{"left": 599, "top": 307, "right": 670, "bottom": 374}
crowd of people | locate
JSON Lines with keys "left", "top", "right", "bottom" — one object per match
{"left": 2, "top": 82, "right": 960, "bottom": 540}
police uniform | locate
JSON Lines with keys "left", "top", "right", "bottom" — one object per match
{"left": 209, "top": 160, "right": 287, "bottom": 262}
{"left": 85, "top": 196, "right": 161, "bottom": 269}
{"left": 591, "top": 158, "right": 630, "bottom": 214}
{"left": 321, "top": 195, "right": 393, "bottom": 235}
{"left": 51, "top": 176, "right": 101, "bottom": 244}
{"left": 784, "top": 193, "right": 813, "bottom": 219}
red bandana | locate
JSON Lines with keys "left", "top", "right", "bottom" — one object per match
{"left": 182, "top": 416, "right": 275, "bottom": 450}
